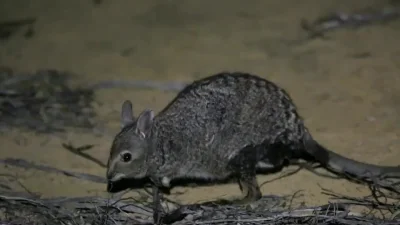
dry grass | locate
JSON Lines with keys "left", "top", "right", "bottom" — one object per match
{"left": 0, "top": 186, "right": 399, "bottom": 225}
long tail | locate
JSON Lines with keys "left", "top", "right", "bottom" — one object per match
{"left": 303, "top": 131, "right": 400, "bottom": 179}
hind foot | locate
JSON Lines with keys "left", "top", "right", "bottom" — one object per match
{"left": 227, "top": 145, "right": 263, "bottom": 205}
{"left": 235, "top": 175, "right": 262, "bottom": 205}
{"left": 207, "top": 175, "right": 262, "bottom": 206}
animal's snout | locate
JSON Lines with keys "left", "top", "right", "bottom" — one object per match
{"left": 106, "top": 171, "right": 113, "bottom": 181}
{"left": 107, "top": 171, "right": 126, "bottom": 182}
{"left": 106, "top": 168, "right": 114, "bottom": 180}
{"left": 106, "top": 160, "right": 120, "bottom": 181}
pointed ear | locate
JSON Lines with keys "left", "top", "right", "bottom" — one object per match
{"left": 121, "top": 100, "right": 134, "bottom": 128}
{"left": 135, "top": 109, "right": 154, "bottom": 139}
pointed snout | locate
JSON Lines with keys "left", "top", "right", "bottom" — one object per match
{"left": 106, "top": 170, "right": 114, "bottom": 181}
{"left": 106, "top": 166, "right": 126, "bottom": 182}
{"left": 106, "top": 157, "right": 124, "bottom": 182}
{"left": 106, "top": 170, "right": 128, "bottom": 193}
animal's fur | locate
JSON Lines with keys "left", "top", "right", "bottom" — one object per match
{"left": 106, "top": 72, "right": 400, "bottom": 204}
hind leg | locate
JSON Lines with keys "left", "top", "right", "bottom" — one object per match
{"left": 236, "top": 170, "right": 262, "bottom": 204}
{"left": 256, "top": 142, "right": 291, "bottom": 173}
{"left": 228, "top": 145, "right": 262, "bottom": 204}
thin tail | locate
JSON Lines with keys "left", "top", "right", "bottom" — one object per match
{"left": 303, "top": 131, "right": 400, "bottom": 179}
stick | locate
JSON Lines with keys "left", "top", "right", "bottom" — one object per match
{"left": 152, "top": 185, "right": 162, "bottom": 225}
{"left": 61, "top": 143, "right": 107, "bottom": 168}
{"left": 302, "top": 7, "right": 400, "bottom": 38}
{"left": 0, "top": 158, "right": 107, "bottom": 184}
{"left": 295, "top": 5, "right": 400, "bottom": 44}
{"left": 0, "top": 18, "right": 36, "bottom": 28}
{"left": 89, "top": 80, "right": 188, "bottom": 92}
{"left": 1, "top": 190, "right": 399, "bottom": 225}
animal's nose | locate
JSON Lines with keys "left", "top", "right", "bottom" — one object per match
{"left": 106, "top": 169, "right": 114, "bottom": 181}
{"left": 106, "top": 180, "right": 114, "bottom": 192}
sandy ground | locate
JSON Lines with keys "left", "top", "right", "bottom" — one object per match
{"left": 1, "top": 0, "right": 400, "bottom": 211}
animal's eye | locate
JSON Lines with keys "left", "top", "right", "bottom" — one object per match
{"left": 121, "top": 152, "right": 132, "bottom": 162}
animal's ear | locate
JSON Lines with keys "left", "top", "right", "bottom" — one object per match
{"left": 121, "top": 100, "right": 134, "bottom": 128}
{"left": 135, "top": 109, "right": 154, "bottom": 139}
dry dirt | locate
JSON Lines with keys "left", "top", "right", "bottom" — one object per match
{"left": 1, "top": 0, "right": 400, "bottom": 212}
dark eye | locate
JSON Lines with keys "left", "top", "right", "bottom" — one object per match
{"left": 121, "top": 152, "right": 132, "bottom": 162}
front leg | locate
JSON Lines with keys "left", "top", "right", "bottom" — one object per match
{"left": 152, "top": 185, "right": 162, "bottom": 225}
{"left": 150, "top": 177, "right": 171, "bottom": 224}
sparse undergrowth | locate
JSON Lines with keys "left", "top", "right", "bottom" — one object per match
{"left": 0, "top": 186, "right": 399, "bottom": 225}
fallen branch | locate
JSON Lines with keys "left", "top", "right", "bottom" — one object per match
{"left": 299, "top": 5, "right": 400, "bottom": 41}
{"left": 0, "top": 68, "right": 98, "bottom": 133}
{"left": 61, "top": 142, "right": 106, "bottom": 168}
{"left": 322, "top": 187, "right": 400, "bottom": 220}
{"left": 1, "top": 191, "right": 399, "bottom": 225}
{"left": 0, "top": 158, "right": 106, "bottom": 184}
{"left": 0, "top": 17, "right": 36, "bottom": 40}
{"left": 1, "top": 156, "right": 400, "bottom": 224}
{"left": 89, "top": 79, "right": 188, "bottom": 92}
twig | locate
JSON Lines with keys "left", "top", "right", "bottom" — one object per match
{"left": 0, "top": 69, "right": 98, "bottom": 133}
{"left": 259, "top": 161, "right": 340, "bottom": 188}
{"left": 260, "top": 165, "right": 303, "bottom": 187}
{"left": 88, "top": 80, "right": 188, "bottom": 92}
{"left": 0, "top": 173, "right": 39, "bottom": 197}
{"left": 321, "top": 186, "right": 400, "bottom": 218}
{"left": 0, "top": 158, "right": 107, "bottom": 184}
{"left": 0, "top": 194, "right": 152, "bottom": 224}
{"left": 0, "top": 17, "right": 36, "bottom": 40}
{"left": 152, "top": 185, "right": 162, "bottom": 225}
{"left": 1, "top": 190, "right": 399, "bottom": 225}
{"left": 300, "top": 5, "right": 400, "bottom": 41}
{"left": 61, "top": 142, "right": 106, "bottom": 168}
{"left": 0, "top": 18, "right": 36, "bottom": 29}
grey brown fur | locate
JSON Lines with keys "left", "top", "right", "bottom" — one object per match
{"left": 106, "top": 72, "right": 400, "bottom": 204}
